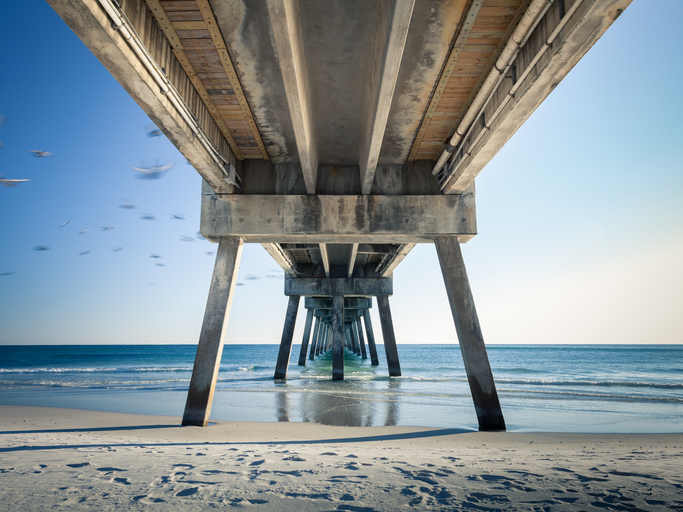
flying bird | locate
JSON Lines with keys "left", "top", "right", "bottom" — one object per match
{"left": 144, "top": 124, "right": 162, "bottom": 138}
{"left": 0, "top": 272, "right": 14, "bottom": 276}
{"left": 118, "top": 202, "right": 138, "bottom": 210}
{"left": 127, "top": 161, "right": 174, "bottom": 180}
{"left": 59, "top": 220, "right": 71, "bottom": 228}
{"left": 101, "top": 226, "right": 116, "bottom": 231}
{"left": 112, "top": 247, "right": 123, "bottom": 252}
{"left": 171, "top": 214, "right": 185, "bottom": 220}
{"left": 149, "top": 253, "right": 162, "bottom": 259}
{"left": 27, "top": 150, "right": 53, "bottom": 158}
{"left": 79, "top": 250, "right": 91, "bottom": 256}
{"left": 77, "top": 229, "right": 90, "bottom": 235}
{"left": 33, "top": 245, "right": 51, "bottom": 251}
{"left": 155, "top": 263, "right": 166, "bottom": 267}
{"left": 140, "top": 213, "right": 156, "bottom": 221}
{"left": 205, "top": 251, "right": 215, "bottom": 256}
{"left": 179, "top": 235, "right": 195, "bottom": 242}
{"left": 0, "top": 175, "right": 29, "bottom": 187}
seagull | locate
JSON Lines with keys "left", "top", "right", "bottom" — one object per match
{"left": 77, "top": 229, "right": 90, "bottom": 235}
{"left": 79, "top": 250, "right": 91, "bottom": 256}
{"left": 0, "top": 175, "right": 29, "bottom": 187}
{"left": 127, "top": 161, "right": 174, "bottom": 180}
{"left": 140, "top": 213, "right": 156, "bottom": 221}
{"left": 59, "top": 220, "right": 71, "bottom": 228}
{"left": 171, "top": 214, "right": 185, "bottom": 220}
{"left": 27, "top": 150, "right": 53, "bottom": 158}
{"left": 112, "top": 247, "right": 123, "bottom": 252}
{"left": 118, "top": 202, "right": 138, "bottom": 210}
{"left": 155, "top": 263, "right": 166, "bottom": 267}
{"left": 236, "top": 282, "right": 245, "bottom": 286}
{"left": 33, "top": 245, "right": 51, "bottom": 251}
{"left": 0, "top": 272, "right": 14, "bottom": 276}
{"left": 149, "top": 253, "right": 162, "bottom": 259}
{"left": 204, "top": 251, "right": 215, "bottom": 256}
{"left": 179, "top": 235, "right": 195, "bottom": 242}
{"left": 144, "top": 125, "right": 162, "bottom": 138}
{"left": 101, "top": 226, "right": 116, "bottom": 231}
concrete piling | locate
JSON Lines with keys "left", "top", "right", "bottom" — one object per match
{"left": 309, "top": 315, "right": 321, "bottom": 360}
{"left": 377, "top": 295, "right": 401, "bottom": 377}
{"left": 362, "top": 308, "right": 380, "bottom": 365}
{"left": 434, "top": 236, "right": 505, "bottom": 431}
{"left": 274, "top": 295, "right": 301, "bottom": 379}
{"left": 332, "top": 296, "right": 344, "bottom": 380}
{"left": 182, "top": 237, "right": 243, "bottom": 427}
{"left": 298, "top": 308, "right": 315, "bottom": 366}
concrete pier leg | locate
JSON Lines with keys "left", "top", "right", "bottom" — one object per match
{"left": 298, "top": 308, "right": 315, "bottom": 366}
{"left": 355, "top": 318, "right": 367, "bottom": 359}
{"left": 309, "top": 315, "right": 321, "bottom": 360}
{"left": 362, "top": 309, "right": 380, "bottom": 365}
{"left": 182, "top": 237, "right": 243, "bottom": 427}
{"left": 377, "top": 295, "right": 401, "bottom": 377}
{"left": 274, "top": 295, "right": 301, "bottom": 379}
{"left": 318, "top": 322, "right": 325, "bottom": 355}
{"left": 434, "top": 236, "right": 505, "bottom": 431}
{"left": 332, "top": 296, "right": 345, "bottom": 380}
{"left": 350, "top": 322, "right": 360, "bottom": 355}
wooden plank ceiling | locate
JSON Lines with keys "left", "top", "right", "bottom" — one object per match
{"left": 145, "top": 0, "right": 268, "bottom": 160}
{"left": 143, "top": 0, "right": 528, "bottom": 165}
{"left": 408, "top": 0, "right": 529, "bottom": 161}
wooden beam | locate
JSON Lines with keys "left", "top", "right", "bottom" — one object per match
{"left": 319, "top": 243, "right": 330, "bottom": 278}
{"left": 266, "top": 0, "right": 318, "bottom": 194}
{"left": 195, "top": 0, "right": 269, "bottom": 159}
{"left": 407, "top": 0, "right": 483, "bottom": 161}
{"left": 359, "top": 0, "right": 415, "bottom": 194}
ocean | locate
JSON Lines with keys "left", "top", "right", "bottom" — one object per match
{"left": 0, "top": 344, "right": 680, "bottom": 433}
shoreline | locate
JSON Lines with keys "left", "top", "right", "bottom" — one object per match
{"left": 1, "top": 405, "right": 682, "bottom": 510}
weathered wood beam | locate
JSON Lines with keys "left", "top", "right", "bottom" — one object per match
{"left": 359, "top": 0, "right": 415, "bottom": 194}
{"left": 195, "top": 0, "right": 269, "bottom": 159}
{"left": 266, "top": 0, "right": 318, "bottom": 193}
{"left": 407, "top": 0, "right": 483, "bottom": 161}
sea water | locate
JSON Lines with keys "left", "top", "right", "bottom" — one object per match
{"left": 0, "top": 344, "right": 680, "bottom": 433}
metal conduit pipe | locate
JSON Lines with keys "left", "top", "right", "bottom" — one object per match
{"left": 432, "top": 0, "right": 552, "bottom": 176}
{"left": 437, "top": 0, "right": 556, "bottom": 184}
{"left": 97, "top": 0, "right": 240, "bottom": 188}
{"left": 439, "top": 0, "right": 584, "bottom": 191}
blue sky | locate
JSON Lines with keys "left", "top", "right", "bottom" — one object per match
{"left": 1, "top": 0, "right": 681, "bottom": 345}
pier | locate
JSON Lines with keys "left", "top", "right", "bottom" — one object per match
{"left": 48, "top": 0, "right": 631, "bottom": 430}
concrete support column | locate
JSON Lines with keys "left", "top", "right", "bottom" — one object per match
{"left": 332, "top": 295, "right": 345, "bottom": 380}
{"left": 362, "top": 308, "right": 380, "bottom": 365}
{"left": 434, "top": 236, "right": 505, "bottom": 431}
{"left": 355, "top": 318, "right": 367, "bottom": 359}
{"left": 376, "top": 295, "right": 401, "bottom": 377}
{"left": 350, "top": 321, "right": 361, "bottom": 355}
{"left": 309, "top": 315, "right": 321, "bottom": 360}
{"left": 274, "top": 295, "right": 301, "bottom": 379}
{"left": 298, "top": 308, "right": 315, "bottom": 366}
{"left": 182, "top": 237, "right": 243, "bottom": 427}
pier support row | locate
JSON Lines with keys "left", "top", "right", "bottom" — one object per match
{"left": 183, "top": 236, "right": 504, "bottom": 431}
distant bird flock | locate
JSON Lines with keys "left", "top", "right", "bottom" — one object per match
{"left": 0, "top": 117, "right": 282, "bottom": 285}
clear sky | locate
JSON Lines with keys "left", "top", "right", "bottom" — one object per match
{"left": 1, "top": 0, "right": 681, "bottom": 345}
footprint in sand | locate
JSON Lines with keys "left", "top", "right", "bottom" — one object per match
{"left": 113, "top": 477, "right": 131, "bottom": 485}
{"left": 172, "top": 464, "right": 194, "bottom": 470}
{"left": 175, "top": 487, "right": 199, "bottom": 497}
{"left": 66, "top": 463, "right": 91, "bottom": 468}
{"left": 97, "top": 467, "right": 127, "bottom": 473}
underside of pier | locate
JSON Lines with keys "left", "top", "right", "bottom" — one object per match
{"left": 49, "top": 0, "right": 631, "bottom": 430}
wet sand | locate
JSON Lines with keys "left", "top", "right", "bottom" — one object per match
{"left": 1, "top": 406, "right": 681, "bottom": 510}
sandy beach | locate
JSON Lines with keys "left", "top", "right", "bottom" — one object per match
{"left": 0, "top": 406, "right": 681, "bottom": 511}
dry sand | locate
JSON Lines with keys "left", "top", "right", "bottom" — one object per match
{"left": 1, "top": 405, "right": 681, "bottom": 511}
